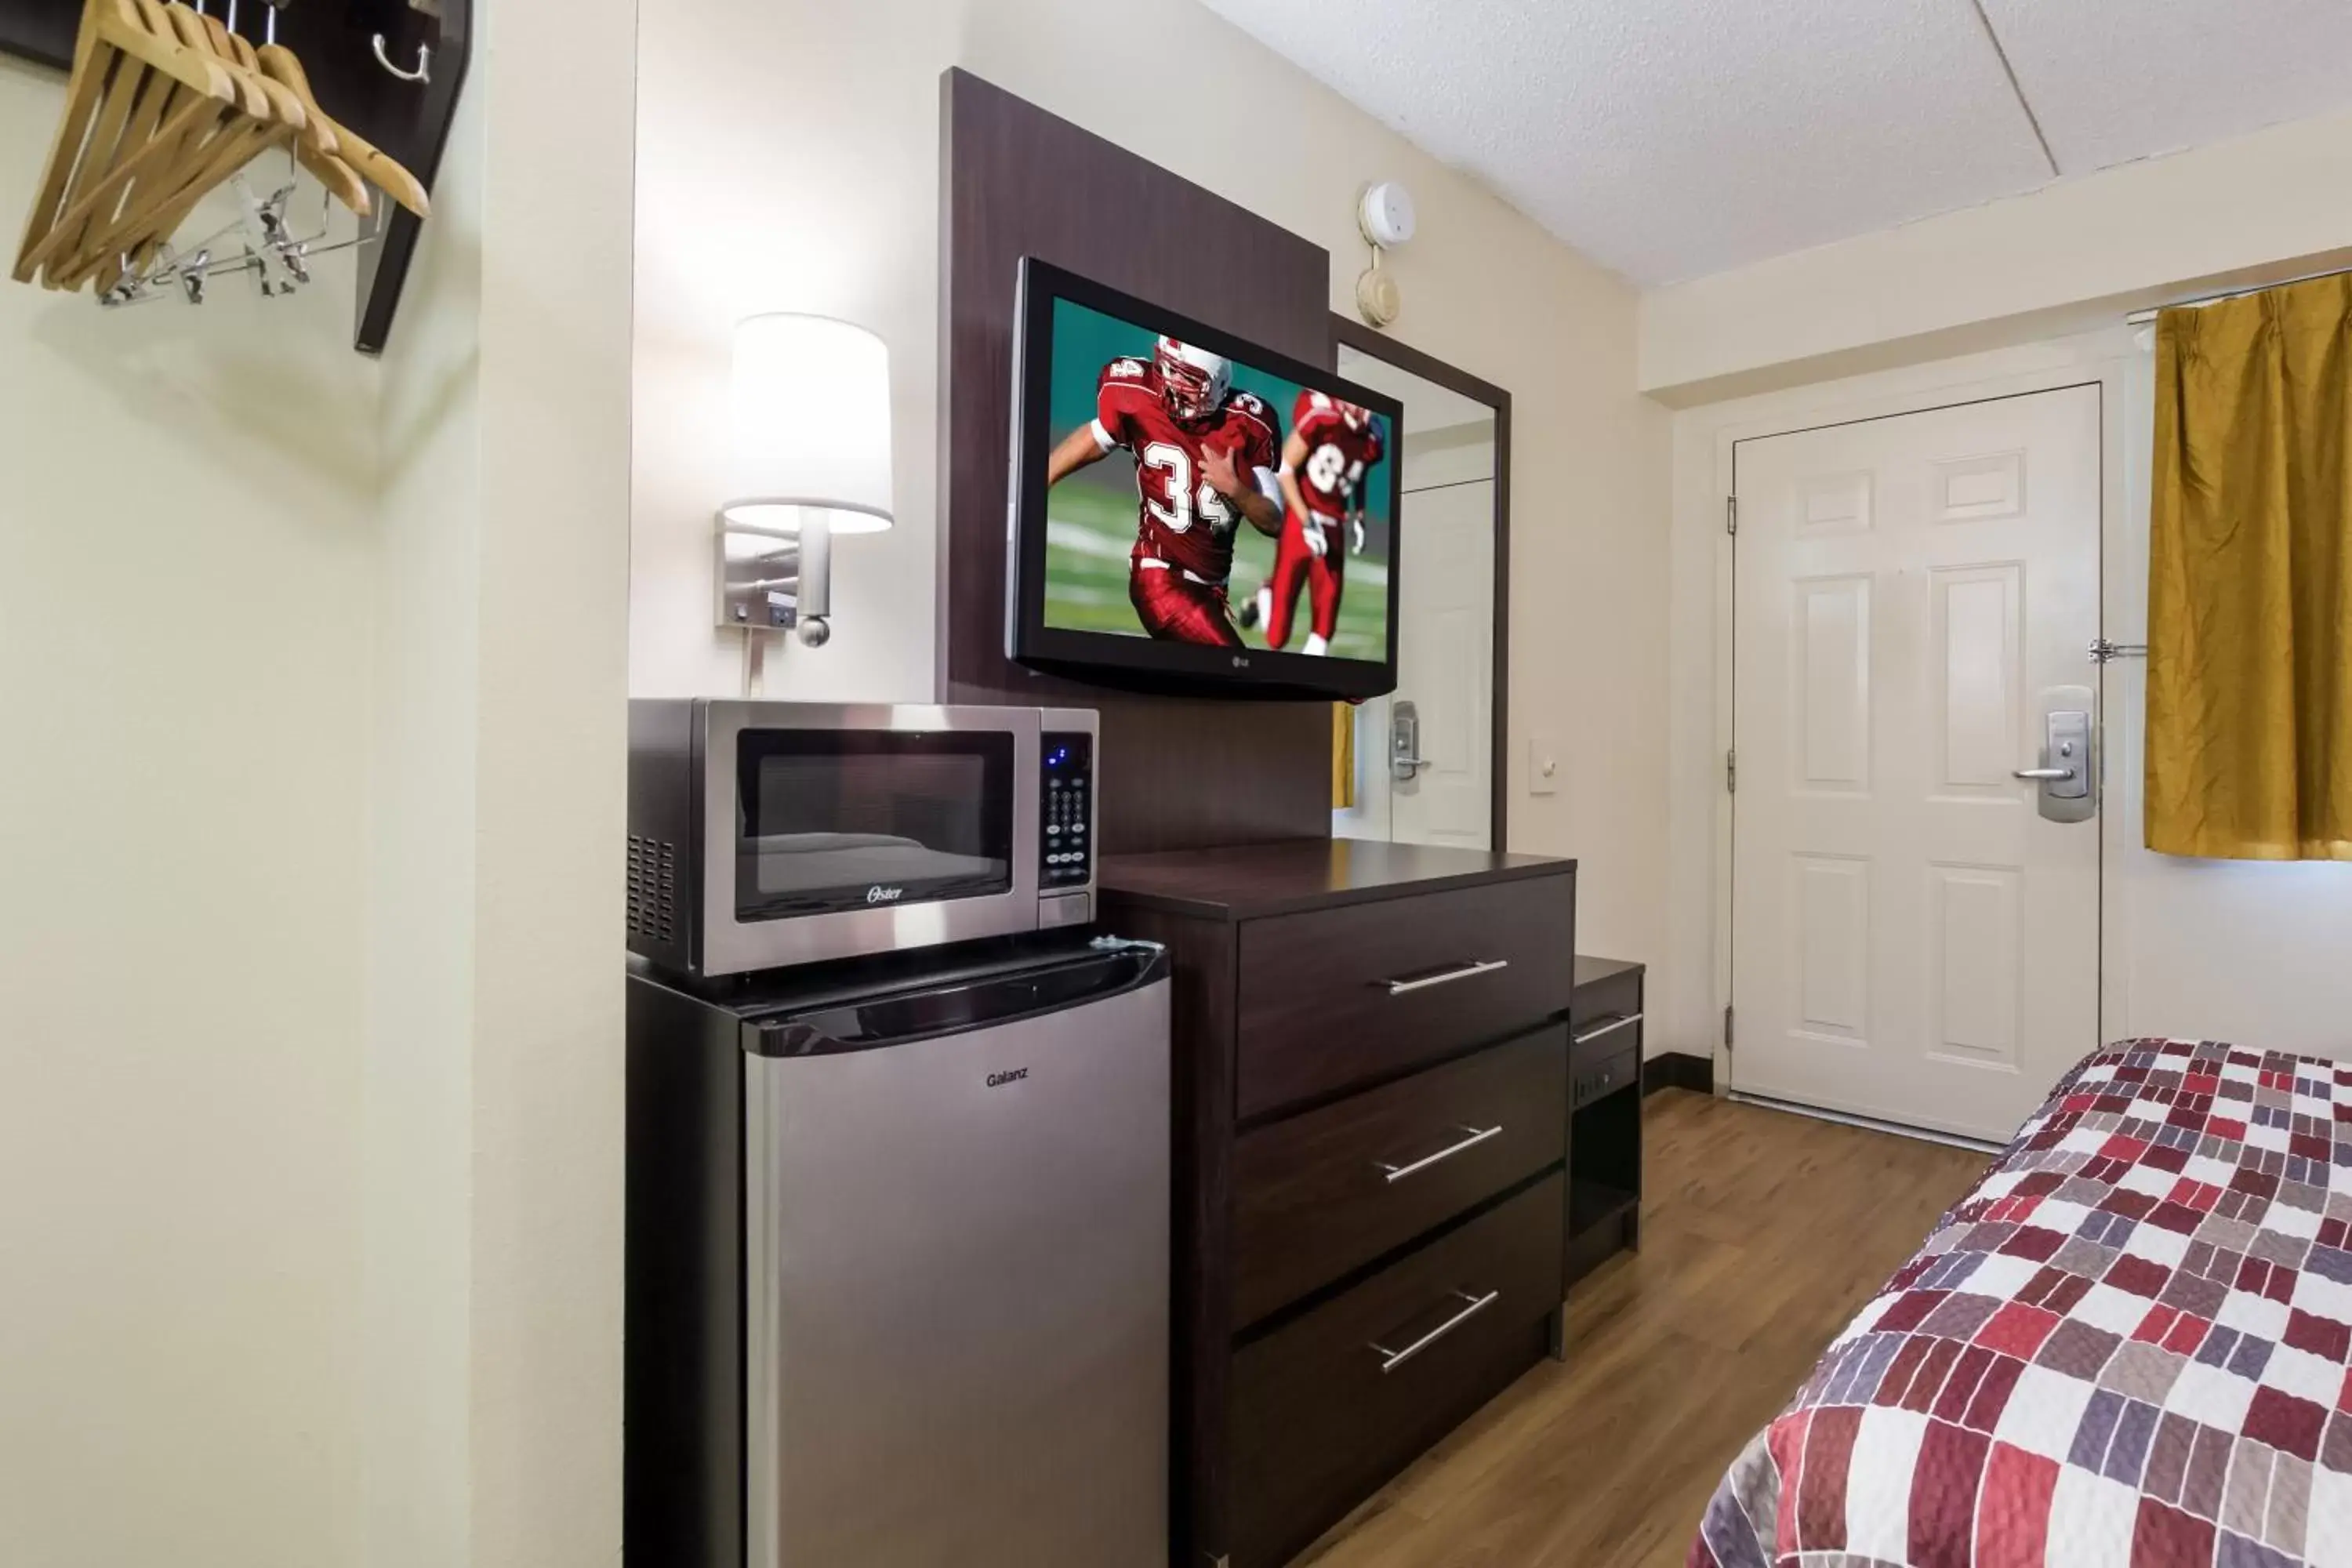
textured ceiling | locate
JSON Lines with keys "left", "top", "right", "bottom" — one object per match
{"left": 1200, "top": 0, "right": 2352, "bottom": 286}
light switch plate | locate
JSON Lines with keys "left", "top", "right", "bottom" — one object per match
{"left": 1527, "top": 736, "right": 1560, "bottom": 796}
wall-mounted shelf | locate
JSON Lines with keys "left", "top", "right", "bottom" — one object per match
{"left": 2, "top": 0, "right": 466, "bottom": 354}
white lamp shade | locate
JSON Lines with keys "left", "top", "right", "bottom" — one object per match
{"left": 721, "top": 314, "right": 894, "bottom": 535}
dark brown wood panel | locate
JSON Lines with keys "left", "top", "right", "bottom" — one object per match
{"left": 938, "top": 68, "right": 1334, "bottom": 853}
{"left": 1570, "top": 1035, "right": 1640, "bottom": 1111}
{"left": 1233, "top": 1028, "right": 1566, "bottom": 1328}
{"left": 1229, "top": 1174, "right": 1566, "bottom": 1568}
{"left": 1101, "top": 902, "right": 1237, "bottom": 1566}
{"left": 1235, "top": 870, "right": 1576, "bottom": 1120}
{"left": 1102, "top": 836, "right": 1571, "bottom": 922}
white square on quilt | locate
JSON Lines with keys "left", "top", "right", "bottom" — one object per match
{"left": 2118, "top": 1162, "right": 2176, "bottom": 1199}
{"left": 2167, "top": 1358, "right": 2259, "bottom": 1431}
{"left": 2120, "top": 1222, "right": 2190, "bottom": 1269}
{"left": 2310, "top": 1464, "right": 2352, "bottom": 1568}
{"left": 2031, "top": 1199, "right": 2092, "bottom": 1236}
{"left": 2262, "top": 1343, "right": 2344, "bottom": 1406}
{"left": 2215, "top": 1288, "right": 2292, "bottom": 1342}
{"left": 1959, "top": 1252, "right": 2047, "bottom": 1301}
{"left": 1995, "top": 1360, "right": 2099, "bottom": 1461}
{"left": 1840, "top": 1406, "right": 1925, "bottom": 1562}
{"left": 2294, "top": 1268, "right": 2352, "bottom": 1321}
{"left": 2267, "top": 1200, "right": 2325, "bottom": 1240}
{"left": 2045, "top": 1463, "right": 2140, "bottom": 1568}
{"left": 2186, "top": 1153, "right": 2238, "bottom": 1187}
{"left": 2071, "top": 1282, "right": 2154, "bottom": 1338}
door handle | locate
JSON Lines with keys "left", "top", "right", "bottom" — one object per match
{"left": 1369, "top": 1289, "right": 1501, "bottom": 1374}
{"left": 2013, "top": 767, "right": 2072, "bottom": 781}
{"left": 1375, "top": 1123, "right": 1503, "bottom": 1184}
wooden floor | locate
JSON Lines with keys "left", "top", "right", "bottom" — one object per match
{"left": 1294, "top": 1089, "right": 1991, "bottom": 1568}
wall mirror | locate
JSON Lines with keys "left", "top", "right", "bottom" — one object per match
{"left": 1330, "top": 318, "right": 1510, "bottom": 851}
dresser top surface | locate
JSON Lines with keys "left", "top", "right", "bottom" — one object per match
{"left": 1098, "top": 836, "right": 1574, "bottom": 921}
{"left": 1573, "top": 954, "right": 1645, "bottom": 992}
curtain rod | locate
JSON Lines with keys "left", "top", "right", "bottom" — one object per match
{"left": 2125, "top": 263, "right": 2352, "bottom": 325}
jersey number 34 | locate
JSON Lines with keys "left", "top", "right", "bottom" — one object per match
{"left": 1142, "top": 442, "right": 1236, "bottom": 538}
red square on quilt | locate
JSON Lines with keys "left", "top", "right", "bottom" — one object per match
{"left": 2167, "top": 1178, "right": 2224, "bottom": 1212}
{"left": 2020, "top": 1265, "right": 2092, "bottom": 1315}
{"left": 2245, "top": 1385, "right": 2328, "bottom": 1461}
{"left": 2287, "top": 1308, "right": 2352, "bottom": 1364}
{"left": 2146, "top": 1200, "right": 2205, "bottom": 1236}
{"left": 1877, "top": 1289, "right": 1948, "bottom": 1334}
{"left": 1973, "top": 1442, "right": 2057, "bottom": 1568}
{"left": 2107, "top": 1254, "right": 2172, "bottom": 1299}
{"left": 2128, "top": 1497, "right": 2213, "bottom": 1566}
{"left": 1999, "top": 1226, "right": 2066, "bottom": 1262}
{"left": 2210, "top": 1117, "right": 2249, "bottom": 1143}
{"left": 1977, "top": 1301, "right": 2063, "bottom": 1359}
{"left": 1908, "top": 1421, "right": 1991, "bottom": 1566}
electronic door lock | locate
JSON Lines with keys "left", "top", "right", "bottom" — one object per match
{"left": 2020, "top": 695, "right": 2095, "bottom": 823}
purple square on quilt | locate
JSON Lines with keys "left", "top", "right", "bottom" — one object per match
{"left": 2308, "top": 1247, "right": 2352, "bottom": 1286}
{"left": 2218, "top": 1530, "right": 2300, "bottom": 1568}
{"left": 2039, "top": 1319, "right": 2122, "bottom": 1380}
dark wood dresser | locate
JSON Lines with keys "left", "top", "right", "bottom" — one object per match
{"left": 1101, "top": 839, "right": 1578, "bottom": 1568}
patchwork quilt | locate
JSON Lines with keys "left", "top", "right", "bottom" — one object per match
{"left": 1690, "top": 1040, "right": 2352, "bottom": 1568}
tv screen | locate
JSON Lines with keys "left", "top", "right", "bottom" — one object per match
{"left": 1006, "top": 260, "right": 1403, "bottom": 701}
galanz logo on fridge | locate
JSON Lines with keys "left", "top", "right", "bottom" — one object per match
{"left": 985, "top": 1069, "right": 1029, "bottom": 1088}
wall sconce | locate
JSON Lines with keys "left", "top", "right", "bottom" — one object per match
{"left": 717, "top": 313, "right": 894, "bottom": 649}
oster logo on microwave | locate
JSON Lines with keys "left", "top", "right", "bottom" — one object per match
{"left": 865, "top": 885, "right": 906, "bottom": 905}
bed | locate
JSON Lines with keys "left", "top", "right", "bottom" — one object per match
{"left": 1690, "top": 1039, "right": 2352, "bottom": 1568}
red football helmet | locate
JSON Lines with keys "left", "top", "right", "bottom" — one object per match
{"left": 1155, "top": 337, "right": 1231, "bottom": 425}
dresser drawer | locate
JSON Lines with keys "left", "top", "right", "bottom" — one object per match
{"left": 1570, "top": 1013, "right": 1642, "bottom": 1109}
{"left": 1232, "top": 1029, "right": 1566, "bottom": 1327}
{"left": 1234, "top": 873, "right": 1574, "bottom": 1120}
{"left": 1229, "top": 1174, "right": 1565, "bottom": 1568}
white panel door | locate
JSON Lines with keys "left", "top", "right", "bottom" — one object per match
{"left": 1732, "top": 387, "right": 2101, "bottom": 1141}
{"left": 1389, "top": 477, "right": 1494, "bottom": 848}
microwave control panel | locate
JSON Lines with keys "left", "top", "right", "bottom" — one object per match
{"left": 1039, "top": 730, "right": 1094, "bottom": 888}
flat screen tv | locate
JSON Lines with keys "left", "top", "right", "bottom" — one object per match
{"left": 1006, "top": 259, "right": 1403, "bottom": 701}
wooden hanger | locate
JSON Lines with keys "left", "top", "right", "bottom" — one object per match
{"left": 15, "top": 0, "right": 434, "bottom": 302}
{"left": 60, "top": 0, "right": 307, "bottom": 292}
{"left": 12, "top": 0, "right": 239, "bottom": 283}
{"left": 256, "top": 43, "right": 428, "bottom": 219}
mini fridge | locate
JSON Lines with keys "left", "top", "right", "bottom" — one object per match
{"left": 626, "top": 935, "right": 1171, "bottom": 1568}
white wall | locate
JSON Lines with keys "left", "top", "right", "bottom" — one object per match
{"left": 365, "top": 0, "right": 637, "bottom": 1559}
{"left": 1641, "top": 106, "right": 2352, "bottom": 404}
{"left": 630, "top": 0, "right": 1675, "bottom": 978}
{"left": 0, "top": 55, "right": 376, "bottom": 1568}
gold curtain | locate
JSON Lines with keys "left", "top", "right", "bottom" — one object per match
{"left": 1332, "top": 702, "right": 1357, "bottom": 811}
{"left": 2147, "top": 277, "right": 2352, "bottom": 860}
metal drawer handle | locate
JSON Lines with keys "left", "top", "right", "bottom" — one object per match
{"left": 1570, "top": 1012, "right": 1643, "bottom": 1047}
{"left": 1375, "top": 1123, "right": 1503, "bottom": 1184}
{"left": 1385, "top": 958, "right": 1509, "bottom": 996}
{"left": 2013, "top": 767, "right": 2072, "bottom": 781}
{"left": 1370, "top": 1289, "right": 1501, "bottom": 1374}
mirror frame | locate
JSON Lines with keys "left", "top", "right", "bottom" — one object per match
{"left": 1330, "top": 314, "right": 1513, "bottom": 848}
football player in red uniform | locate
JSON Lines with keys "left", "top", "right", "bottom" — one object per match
{"left": 1044, "top": 337, "right": 1283, "bottom": 647}
{"left": 1240, "top": 391, "right": 1387, "bottom": 655}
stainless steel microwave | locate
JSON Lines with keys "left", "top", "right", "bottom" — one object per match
{"left": 627, "top": 702, "right": 1098, "bottom": 978}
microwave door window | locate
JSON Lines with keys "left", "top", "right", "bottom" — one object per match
{"left": 735, "top": 734, "right": 1015, "bottom": 920}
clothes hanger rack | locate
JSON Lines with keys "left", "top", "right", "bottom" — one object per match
{"left": 7, "top": 0, "right": 451, "bottom": 346}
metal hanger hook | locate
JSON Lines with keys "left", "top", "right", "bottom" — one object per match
{"left": 371, "top": 34, "right": 430, "bottom": 83}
